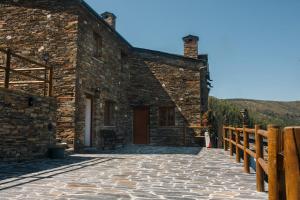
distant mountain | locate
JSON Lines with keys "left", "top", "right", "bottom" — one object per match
{"left": 209, "top": 97, "right": 300, "bottom": 129}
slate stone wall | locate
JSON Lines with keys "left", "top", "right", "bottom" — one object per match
{"left": 0, "top": 0, "right": 209, "bottom": 149}
{"left": 0, "top": 88, "right": 57, "bottom": 161}
{"left": 0, "top": 0, "right": 79, "bottom": 147}
{"left": 129, "top": 49, "right": 208, "bottom": 146}
{"left": 74, "top": 8, "right": 132, "bottom": 150}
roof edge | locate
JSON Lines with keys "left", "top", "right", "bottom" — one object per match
{"left": 133, "top": 47, "right": 208, "bottom": 64}
{"left": 79, "top": 0, "right": 132, "bottom": 48}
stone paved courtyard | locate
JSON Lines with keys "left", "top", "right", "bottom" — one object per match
{"left": 0, "top": 146, "right": 268, "bottom": 200}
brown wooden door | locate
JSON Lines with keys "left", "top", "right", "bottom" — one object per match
{"left": 133, "top": 107, "right": 149, "bottom": 144}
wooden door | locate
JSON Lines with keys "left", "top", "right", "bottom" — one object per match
{"left": 133, "top": 107, "right": 149, "bottom": 144}
{"left": 84, "top": 97, "right": 92, "bottom": 147}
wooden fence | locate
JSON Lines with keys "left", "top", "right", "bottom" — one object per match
{"left": 223, "top": 125, "right": 300, "bottom": 200}
{"left": 0, "top": 48, "right": 53, "bottom": 96}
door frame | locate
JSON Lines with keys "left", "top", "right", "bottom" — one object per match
{"left": 84, "top": 94, "right": 93, "bottom": 147}
{"left": 132, "top": 106, "right": 150, "bottom": 144}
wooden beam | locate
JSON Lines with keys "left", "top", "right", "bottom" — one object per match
{"left": 268, "top": 125, "right": 281, "bottom": 200}
{"left": 229, "top": 129, "right": 233, "bottom": 156}
{"left": 0, "top": 66, "right": 49, "bottom": 83}
{"left": 284, "top": 127, "right": 300, "bottom": 200}
{"left": 255, "top": 125, "right": 265, "bottom": 192}
{"left": 223, "top": 126, "right": 228, "bottom": 151}
{"left": 237, "top": 143, "right": 244, "bottom": 150}
{"left": 244, "top": 128, "right": 255, "bottom": 134}
{"left": 245, "top": 148, "right": 256, "bottom": 158}
{"left": 0, "top": 81, "right": 45, "bottom": 84}
{"left": 235, "top": 128, "right": 241, "bottom": 163}
{"left": 244, "top": 125, "right": 250, "bottom": 173}
{"left": 258, "top": 130, "right": 268, "bottom": 138}
{"left": 258, "top": 158, "right": 268, "bottom": 175}
{"left": 13, "top": 68, "right": 46, "bottom": 71}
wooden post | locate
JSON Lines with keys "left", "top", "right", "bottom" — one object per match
{"left": 223, "top": 126, "right": 228, "bottom": 151}
{"left": 243, "top": 125, "right": 250, "bottom": 173}
{"left": 268, "top": 125, "right": 281, "bottom": 200}
{"left": 48, "top": 66, "right": 53, "bottom": 97}
{"left": 4, "top": 49, "right": 11, "bottom": 88}
{"left": 236, "top": 128, "right": 240, "bottom": 163}
{"left": 284, "top": 127, "right": 300, "bottom": 200}
{"left": 229, "top": 128, "right": 233, "bottom": 156}
{"left": 255, "top": 125, "right": 264, "bottom": 192}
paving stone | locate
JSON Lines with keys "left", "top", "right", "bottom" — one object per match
{"left": 0, "top": 146, "right": 268, "bottom": 199}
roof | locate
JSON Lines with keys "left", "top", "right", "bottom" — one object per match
{"left": 78, "top": 0, "right": 132, "bottom": 48}
{"left": 134, "top": 47, "right": 208, "bottom": 64}
{"left": 78, "top": 1, "right": 208, "bottom": 63}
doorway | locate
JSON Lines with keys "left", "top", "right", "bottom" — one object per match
{"left": 84, "top": 96, "right": 93, "bottom": 147}
{"left": 133, "top": 107, "right": 149, "bottom": 144}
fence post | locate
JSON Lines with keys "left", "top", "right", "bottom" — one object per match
{"left": 229, "top": 128, "right": 233, "bottom": 156}
{"left": 255, "top": 125, "right": 264, "bottom": 192}
{"left": 236, "top": 128, "right": 240, "bottom": 163}
{"left": 284, "top": 127, "right": 300, "bottom": 200}
{"left": 223, "top": 126, "right": 228, "bottom": 151}
{"left": 243, "top": 125, "right": 250, "bottom": 173}
{"left": 268, "top": 125, "right": 281, "bottom": 200}
{"left": 4, "top": 49, "right": 11, "bottom": 88}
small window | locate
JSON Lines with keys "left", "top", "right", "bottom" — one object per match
{"left": 159, "top": 107, "right": 175, "bottom": 126}
{"left": 104, "top": 101, "right": 115, "bottom": 126}
{"left": 94, "top": 32, "right": 102, "bottom": 58}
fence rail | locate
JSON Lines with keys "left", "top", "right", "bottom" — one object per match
{"left": 0, "top": 48, "right": 53, "bottom": 96}
{"left": 223, "top": 125, "right": 300, "bottom": 200}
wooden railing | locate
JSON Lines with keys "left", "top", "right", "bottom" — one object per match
{"left": 223, "top": 125, "right": 300, "bottom": 200}
{"left": 0, "top": 48, "right": 53, "bottom": 96}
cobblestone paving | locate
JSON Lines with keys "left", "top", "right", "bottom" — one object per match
{"left": 0, "top": 146, "right": 268, "bottom": 200}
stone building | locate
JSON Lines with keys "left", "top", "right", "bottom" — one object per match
{"left": 0, "top": 0, "right": 210, "bottom": 151}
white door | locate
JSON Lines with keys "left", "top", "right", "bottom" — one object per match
{"left": 84, "top": 97, "right": 92, "bottom": 147}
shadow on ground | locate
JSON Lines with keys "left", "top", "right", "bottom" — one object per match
{"left": 0, "top": 156, "right": 120, "bottom": 191}
{"left": 101, "top": 145, "right": 203, "bottom": 155}
{"left": 0, "top": 146, "right": 202, "bottom": 191}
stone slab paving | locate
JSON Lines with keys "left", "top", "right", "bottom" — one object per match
{"left": 0, "top": 146, "right": 268, "bottom": 200}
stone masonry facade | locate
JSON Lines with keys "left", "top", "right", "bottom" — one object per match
{"left": 0, "top": 88, "right": 57, "bottom": 161}
{"left": 0, "top": 0, "right": 209, "bottom": 151}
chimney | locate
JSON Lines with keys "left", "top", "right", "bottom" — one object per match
{"left": 183, "top": 35, "right": 199, "bottom": 59}
{"left": 101, "top": 12, "right": 116, "bottom": 29}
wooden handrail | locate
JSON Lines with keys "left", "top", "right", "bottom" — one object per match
{"left": 0, "top": 48, "right": 50, "bottom": 69}
{"left": 0, "top": 48, "right": 53, "bottom": 96}
{"left": 258, "top": 130, "right": 268, "bottom": 138}
{"left": 258, "top": 158, "right": 268, "bottom": 175}
{"left": 0, "top": 66, "right": 50, "bottom": 83}
{"left": 223, "top": 124, "right": 299, "bottom": 200}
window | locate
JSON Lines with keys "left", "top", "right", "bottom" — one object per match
{"left": 93, "top": 32, "right": 102, "bottom": 58}
{"left": 104, "top": 101, "right": 115, "bottom": 126}
{"left": 159, "top": 107, "right": 175, "bottom": 126}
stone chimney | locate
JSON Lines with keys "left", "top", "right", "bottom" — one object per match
{"left": 183, "top": 35, "right": 199, "bottom": 59}
{"left": 101, "top": 12, "right": 116, "bottom": 29}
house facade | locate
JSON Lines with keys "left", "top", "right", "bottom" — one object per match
{"left": 0, "top": 0, "right": 210, "bottom": 151}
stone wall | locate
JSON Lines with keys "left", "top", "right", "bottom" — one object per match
{"left": 129, "top": 49, "right": 208, "bottom": 146}
{"left": 74, "top": 7, "right": 132, "bottom": 150}
{"left": 0, "top": 0, "right": 209, "bottom": 149}
{"left": 0, "top": 88, "right": 57, "bottom": 161}
{"left": 0, "top": 0, "right": 79, "bottom": 147}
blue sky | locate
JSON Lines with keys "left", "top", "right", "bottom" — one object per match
{"left": 85, "top": 0, "right": 300, "bottom": 101}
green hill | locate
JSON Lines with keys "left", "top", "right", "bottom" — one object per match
{"left": 209, "top": 97, "right": 300, "bottom": 129}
